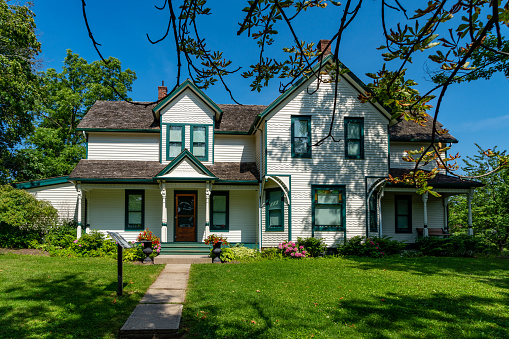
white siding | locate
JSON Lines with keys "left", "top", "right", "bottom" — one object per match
{"left": 390, "top": 142, "right": 438, "bottom": 170}
{"left": 261, "top": 76, "right": 389, "bottom": 246}
{"left": 28, "top": 183, "right": 78, "bottom": 221}
{"left": 160, "top": 89, "right": 215, "bottom": 125}
{"left": 160, "top": 158, "right": 214, "bottom": 179}
{"left": 255, "top": 130, "right": 262, "bottom": 173}
{"left": 214, "top": 135, "right": 256, "bottom": 162}
{"left": 87, "top": 132, "right": 159, "bottom": 161}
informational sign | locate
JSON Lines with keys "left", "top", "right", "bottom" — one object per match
{"left": 107, "top": 232, "right": 133, "bottom": 248}
{"left": 107, "top": 232, "right": 132, "bottom": 296}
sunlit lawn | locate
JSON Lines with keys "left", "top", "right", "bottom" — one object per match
{"left": 0, "top": 254, "right": 163, "bottom": 339}
{"left": 182, "top": 257, "right": 509, "bottom": 338}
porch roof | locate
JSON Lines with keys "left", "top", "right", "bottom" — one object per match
{"left": 388, "top": 168, "right": 483, "bottom": 188}
{"left": 69, "top": 160, "right": 259, "bottom": 182}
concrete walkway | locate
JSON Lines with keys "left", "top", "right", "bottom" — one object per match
{"left": 119, "top": 263, "right": 192, "bottom": 339}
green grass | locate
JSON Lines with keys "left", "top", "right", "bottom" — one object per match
{"left": 0, "top": 253, "right": 164, "bottom": 339}
{"left": 182, "top": 257, "right": 509, "bottom": 338}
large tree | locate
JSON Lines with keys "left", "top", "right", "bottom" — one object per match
{"left": 12, "top": 50, "right": 137, "bottom": 182}
{"left": 0, "top": 0, "right": 41, "bottom": 183}
{"left": 449, "top": 145, "right": 509, "bottom": 254}
{"left": 79, "top": 0, "right": 509, "bottom": 190}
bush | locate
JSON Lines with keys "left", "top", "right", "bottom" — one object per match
{"left": 50, "top": 230, "right": 116, "bottom": 258}
{"left": 219, "top": 247, "right": 235, "bottom": 262}
{"left": 261, "top": 247, "right": 282, "bottom": 260}
{"left": 337, "top": 236, "right": 406, "bottom": 258}
{"left": 0, "top": 223, "right": 42, "bottom": 248}
{"left": 43, "top": 221, "right": 77, "bottom": 248}
{"left": 297, "top": 237, "right": 327, "bottom": 257}
{"left": 123, "top": 243, "right": 145, "bottom": 262}
{"left": 230, "top": 244, "right": 259, "bottom": 261}
{"left": 415, "top": 235, "right": 496, "bottom": 257}
{"left": 278, "top": 240, "right": 307, "bottom": 258}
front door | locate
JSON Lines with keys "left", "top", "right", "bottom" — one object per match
{"left": 175, "top": 193, "right": 197, "bottom": 242}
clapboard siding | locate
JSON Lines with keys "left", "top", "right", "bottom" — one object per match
{"left": 255, "top": 130, "right": 262, "bottom": 173}
{"left": 380, "top": 191, "right": 445, "bottom": 242}
{"left": 28, "top": 183, "right": 78, "bottom": 221}
{"left": 262, "top": 76, "right": 389, "bottom": 246}
{"left": 88, "top": 132, "right": 159, "bottom": 161}
{"left": 214, "top": 135, "right": 256, "bottom": 162}
{"left": 390, "top": 142, "right": 436, "bottom": 170}
{"left": 209, "top": 190, "right": 258, "bottom": 243}
{"left": 161, "top": 89, "right": 215, "bottom": 124}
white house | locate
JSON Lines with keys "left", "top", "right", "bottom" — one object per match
{"left": 16, "top": 48, "right": 481, "bottom": 248}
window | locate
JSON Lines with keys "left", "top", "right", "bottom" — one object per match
{"left": 344, "top": 118, "right": 364, "bottom": 159}
{"left": 369, "top": 194, "right": 377, "bottom": 232}
{"left": 312, "top": 186, "right": 345, "bottom": 231}
{"left": 291, "top": 116, "right": 311, "bottom": 158}
{"left": 167, "top": 124, "right": 184, "bottom": 159}
{"left": 395, "top": 195, "right": 412, "bottom": 233}
{"left": 265, "top": 188, "right": 284, "bottom": 231}
{"left": 125, "top": 190, "right": 144, "bottom": 231}
{"left": 191, "top": 125, "right": 208, "bottom": 161}
{"left": 210, "top": 192, "right": 229, "bottom": 231}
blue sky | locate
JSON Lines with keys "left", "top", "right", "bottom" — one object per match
{"left": 33, "top": 1, "right": 508, "bottom": 166}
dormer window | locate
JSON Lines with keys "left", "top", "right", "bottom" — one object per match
{"left": 167, "top": 124, "right": 184, "bottom": 159}
{"left": 191, "top": 125, "right": 208, "bottom": 161}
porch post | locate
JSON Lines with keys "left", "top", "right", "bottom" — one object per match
{"left": 85, "top": 192, "right": 90, "bottom": 234}
{"left": 467, "top": 189, "right": 474, "bottom": 236}
{"left": 378, "top": 189, "right": 384, "bottom": 237}
{"left": 443, "top": 196, "right": 449, "bottom": 232}
{"left": 422, "top": 192, "right": 429, "bottom": 237}
{"left": 76, "top": 183, "right": 82, "bottom": 239}
{"left": 205, "top": 182, "right": 211, "bottom": 239}
{"left": 160, "top": 182, "right": 168, "bottom": 242}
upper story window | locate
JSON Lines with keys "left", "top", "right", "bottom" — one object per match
{"left": 291, "top": 116, "right": 311, "bottom": 158}
{"left": 210, "top": 191, "right": 229, "bottom": 231}
{"left": 191, "top": 125, "right": 208, "bottom": 161}
{"left": 344, "top": 117, "right": 364, "bottom": 159}
{"left": 265, "top": 188, "right": 284, "bottom": 232}
{"left": 125, "top": 190, "right": 144, "bottom": 231}
{"left": 395, "top": 195, "right": 412, "bottom": 233}
{"left": 167, "top": 124, "right": 184, "bottom": 160}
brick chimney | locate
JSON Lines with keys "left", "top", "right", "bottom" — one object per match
{"left": 158, "top": 81, "right": 167, "bottom": 100}
{"left": 317, "top": 39, "right": 332, "bottom": 56}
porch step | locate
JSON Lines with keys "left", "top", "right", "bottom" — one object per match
{"left": 160, "top": 242, "right": 211, "bottom": 256}
{"left": 154, "top": 255, "right": 211, "bottom": 264}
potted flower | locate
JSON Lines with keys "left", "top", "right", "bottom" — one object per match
{"left": 137, "top": 229, "right": 161, "bottom": 264}
{"left": 204, "top": 234, "right": 229, "bottom": 263}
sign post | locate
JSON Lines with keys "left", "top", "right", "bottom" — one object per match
{"left": 107, "top": 232, "right": 133, "bottom": 296}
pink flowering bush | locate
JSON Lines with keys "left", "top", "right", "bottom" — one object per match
{"left": 278, "top": 240, "right": 307, "bottom": 258}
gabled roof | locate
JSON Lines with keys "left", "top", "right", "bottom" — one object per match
{"left": 389, "top": 114, "right": 458, "bottom": 143}
{"left": 152, "top": 79, "right": 223, "bottom": 122}
{"left": 154, "top": 149, "right": 218, "bottom": 180}
{"left": 215, "top": 104, "right": 266, "bottom": 133}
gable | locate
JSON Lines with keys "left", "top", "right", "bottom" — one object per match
{"left": 159, "top": 88, "right": 216, "bottom": 125}
{"left": 158, "top": 157, "right": 215, "bottom": 179}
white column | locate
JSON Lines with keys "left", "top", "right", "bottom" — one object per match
{"left": 205, "top": 182, "right": 211, "bottom": 239}
{"left": 378, "top": 190, "right": 384, "bottom": 237}
{"left": 422, "top": 192, "right": 429, "bottom": 237}
{"left": 467, "top": 189, "right": 474, "bottom": 236}
{"left": 85, "top": 192, "right": 90, "bottom": 234}
{"left": 160, "top": 182, "right": 168, "bottom": 242}
{"left": 76, "top": 183, "right": 82, "bottom": 239}
{"left": 443, "top": 196, "right": 449, "bottom": 232}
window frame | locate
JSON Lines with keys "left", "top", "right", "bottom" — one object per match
{"left": 166, "top": 124, "right": 185, "bottom": 160}
{"left": 369, "top": 194, "right": 378, "bottom": 232}
{"left": 344, "top": 117, "right": 364, "bottom": 159}
{"left": 265, "top": 188, "right": 284, "bottom": 232}
{"left": 312, "top": 185, "right": 346, "bottom": 232}
{"left": 190, "top": 124, "right": 209, "bottom": 161}
{"left": 395, "top": 195, "right": 412, "bottom": 233}
{"left": 291, "top": 115, "right": 312, "bottom": 158}
{"left": 210, "top": 191, "right": 229, "bottom": 232}
{"left": 125, "top": 190, "right": 145, "bottom": 231}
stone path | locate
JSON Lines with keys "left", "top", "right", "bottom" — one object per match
{"left": 119, "top": 264, "right": 192, "bottom": 339}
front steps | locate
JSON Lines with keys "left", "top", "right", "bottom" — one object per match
{"left": 154, "top": 255, "right": 211, "bottom": 264}
{"left": 160, "top": 242, "right": 211, "bottom": 255}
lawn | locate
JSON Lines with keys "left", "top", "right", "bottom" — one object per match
{"left": 0, "top": 253, "right": 164, "bottom": 339}
{"left": 181, "top": 257, "right": 509, "bottom": 338}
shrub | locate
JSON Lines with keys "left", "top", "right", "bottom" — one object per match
{"left": 278, "top": 240, "right": 307, "bottom": 258}
{"left": 50, "top": 230, "right": 116, "bottom": 258}
{"left": 415, "top": 235, "right": 496, "bottom": 257}
{"left": 230, "top": 244, "right": 259, "bottom": 261}
{"left": 297, "top": 237, "right": 327, "bottom": 257}
{"left": 0, "top": 223, "right": 42, "bottom": 248}
{"left": 123, "top": 243, "right": 145, "bottom": 262}
{"left": 337, "top": 236, "right": 405, "bottom": 258}
{"left": 219, "top": 247, "right": 235, "bottom": 262}
{"left": 43, "top": 221, "right": 77, "bottom": 248}
{"left": 261, "top": 247, "right": 282, "bottom": 260}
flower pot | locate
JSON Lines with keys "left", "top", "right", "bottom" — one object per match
{"left": 212, "top": 241, "right": 222, "bottom": 264}
{"left": 142, "top": 240, "right": 153, "bottom": 264}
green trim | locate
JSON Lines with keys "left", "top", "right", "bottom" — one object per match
{"left": 344, "top": 117, "right": 364, "bottom": 159}
{"left": 13, "top": 176, "right": 70, "bottom": 189}
{"left": 162, "top": 223, "right": 167, "bottom": 226}
{"left": 152, "top": 79, "right": 223, "bottom": 120}
{"left": 77, "top": 128, "right": 160, "bottom": 133}
{"left": 210, "top": 191, "right": 229, "bottom": 232}
{"left": 159, "top": 120, "right": 163, "bottom": 163}
{"left": 166, "top": 124, "right": 185, "bottom": 161}
{"left": 125, "top": 190, "right": 145, "bottom": 231}
{"left": 155, "top": 149, "right": 217, "bottom": 179}
{"left": 174, "top": 190, "right": 198, "bottom": 242}
{"left": 311, "top": 185, "right": 346, "bottom": 235}
{"left": 266, "top": 174, "right": 291, "bottom": 241}
{"left": 85, "top": 133, "right": 88, "bottom": 159}
{"left": 396, "top": 138, "right": 459, "bottom": 143}
{"left": 291, "top": 115, "right": 312, "bottom": 158}
{"left": 265, "top": 187, "right": 284, "bottom": 232}
{"left": 264, "top": 121, "right": 267, "bottom": 176}
{"left": 68, "top": 178, "right": 154, "bottom": 183}
{"left": 190, "top": 124, "right": 210, "bottom": 162}
{"left": 212, "top": 120, "right": 215, "bottom": 164}
{"left": 395, "top": 195, "right": 412, "bottom": 233}
{"left": 215, "top": 180, "right": 260, "bottom": 184}
{"left": 214, "top": 131, "right": 250, "bottom": 135}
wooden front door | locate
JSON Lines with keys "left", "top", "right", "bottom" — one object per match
{"left": 175, "top": 193, "right": 197, "bottom": 242}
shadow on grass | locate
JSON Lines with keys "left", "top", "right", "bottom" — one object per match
{"left": 0, "top": 273, "right": 140, "bottom": 338}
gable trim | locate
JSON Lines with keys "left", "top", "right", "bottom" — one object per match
{"left": 12, "top": 176, "right": 71, "bottom": 189}
{"left": 154, "top": 149, "right": 218, "bottom": 180}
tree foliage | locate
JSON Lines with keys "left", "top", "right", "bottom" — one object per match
{"left": 449, "top": 145, "right": 509, "bottom": 254}
{"left": 12, "top": 50, "right": 137, "bottom": 182}
{"left": 0, "top": 0, "right": 41, "bottom": 183}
